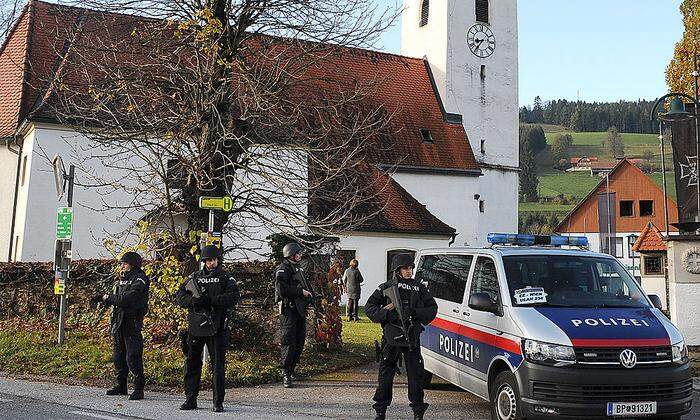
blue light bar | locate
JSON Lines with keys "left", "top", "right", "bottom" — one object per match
{"left": 487, "top": 233, "right": 589, "bottom": 247}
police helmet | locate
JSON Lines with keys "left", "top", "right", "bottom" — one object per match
{"left": 201, "top": 245, "right": 220, "bottom": 260}
{"left": 120, "top": 251, "right": 143, "bottom": 268}
{"left": 282, "top": 242, "right": 303, "bottom": 258}
{"left": 391, "top": 253, "right": 415, "bottom": 272}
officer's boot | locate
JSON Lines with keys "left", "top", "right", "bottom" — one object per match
{"left": 413, "top": 403, "right": 429, "bottom": 420}
{"left": 374, "top": 409, "right": 386, "bottom": 420}
{"left": 283, "top": 371, "right": 293, "bottom": 388}
{"left": 129, "top": 376, "right": 144, "bottom": 400}
{"left": 106, "top": 384, "right": 128, "bottom": 396}
{"left": 179, "top": 398, "right": 197, "bottom": 410}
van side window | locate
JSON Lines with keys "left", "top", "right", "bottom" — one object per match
{"left": 470, "top": 257, "right": 500, "bottom": 304}
{"left": 416, "top": 254, "right": 473, "bottom": 303}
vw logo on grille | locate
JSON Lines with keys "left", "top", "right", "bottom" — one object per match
{"left": 619, "top": 349, "right": 637, "bottom": 369}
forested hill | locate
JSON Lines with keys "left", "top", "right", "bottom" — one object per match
{"left": 520, "top": 97, "right": 658, "bottom": 134}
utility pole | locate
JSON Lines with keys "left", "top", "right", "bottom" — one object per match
{"left": 56, "top": 164, "right": 75, "bottom": 345}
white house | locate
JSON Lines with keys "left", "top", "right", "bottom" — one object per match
{"left": 0, "top": 0, "right": 519, "bottom": 303}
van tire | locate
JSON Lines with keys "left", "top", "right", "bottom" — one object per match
{"left": 422, "top": 370, "right": 433, "bottom": 389}
{"left": 490, "top": 371, "right": 524, "bottom": 420}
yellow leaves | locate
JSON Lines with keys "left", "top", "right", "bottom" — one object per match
{"left": 667, "top": 0, "right": 700, "bottom": 96}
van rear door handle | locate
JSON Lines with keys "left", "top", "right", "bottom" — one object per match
{"left": 462, "top": 311, "right": 470, "bottom": 317}
{"left": 452, "top": 308, "right": 460, "bottom": 314}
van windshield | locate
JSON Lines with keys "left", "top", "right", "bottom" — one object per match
{"left": 502, "top": 255, "right": 649, "bottom": 308}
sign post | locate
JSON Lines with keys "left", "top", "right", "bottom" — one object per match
{"left": 197, "top": 195, "right": 232, "bottom": 371}
{"left": 52, "top": 160, "right": 75, "bottom": 346}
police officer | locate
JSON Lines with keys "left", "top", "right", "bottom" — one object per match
{"left": 365, "top": 253, "right": 437, "bottom": 420}
{"left": 275, "top": 242, "right": 313, "bottom": 388}
{"left": 175, "top": 245, "right": 239, "bottom": 413}
{"left": 91, "top": 251, "right": 150, "bottom": 401}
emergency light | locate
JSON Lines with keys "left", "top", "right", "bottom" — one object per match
{"left": 487, "top": 233, "right": 588, "bottom": 248}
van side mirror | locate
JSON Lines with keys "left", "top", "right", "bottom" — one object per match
{"left": 648, "top": 294, "right": 663, "bottom": 310}
{"left": 469, "top": 292, "right": 500, "bottom": 315}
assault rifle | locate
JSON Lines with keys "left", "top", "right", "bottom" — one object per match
{"left": 383, "top": 283, "right": 414, "bottom": 350}
{"left": 297, "top": 267, "right": 324, "bottom": 316}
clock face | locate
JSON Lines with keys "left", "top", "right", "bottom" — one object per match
{"left": 467, "top": 24, "right": 495, "bottom": 58}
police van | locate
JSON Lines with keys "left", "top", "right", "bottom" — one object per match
{"left": 414, "top": 233, "right": 692, "bottom": 420}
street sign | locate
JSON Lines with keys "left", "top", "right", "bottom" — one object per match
{"left": 198, "top": 196, "right": 233, "bottom": 212}
{"left": 200, "top": 232, "right": 222, "bottom": 248}
{"left": 54, "top": 270, "right": 66, "bottom": 295}
{"left": 56, "top": 207, "right": 73, "bottom": 239}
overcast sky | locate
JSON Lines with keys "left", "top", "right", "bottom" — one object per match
{"left": 374, "top": 0, "right": 685, "bottom": 107}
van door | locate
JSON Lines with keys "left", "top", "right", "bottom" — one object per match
{"left": 461, "top": 255, "right": 504, "bottom": 389}
{"left": 416, "top": 253, "right": 474, "bottom": 382}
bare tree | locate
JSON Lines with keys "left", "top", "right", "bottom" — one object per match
{"left": 38, "top": 0, "right": 399, "bottom": 259}
{"left": 0, "top": 0, "right": 22, "bottom": 44}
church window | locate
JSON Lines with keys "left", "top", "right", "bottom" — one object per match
{"left": 479, "top": 200, "right": 485, "bottom": 213}
{"left": 480, "top": 139, "right": 486, "bottom": 154}
{"left": 480, "top": 64, "right": 486, "bottom": 80}
{"left": 476, "top": 0, "right": 489, "bottom": 24}
{"left": 419, "top": 128, "right": 434, "bottom": 143}
{"left": 420, "top": 0, "right": 429, "bottom": 27}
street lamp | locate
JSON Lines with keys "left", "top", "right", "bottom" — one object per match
{"left": 650, "top": 92, "right": 700, "bottom": 236}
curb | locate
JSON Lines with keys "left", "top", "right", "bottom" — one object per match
{"left": 694, "top": 377, "right": 700, "bottom": 392}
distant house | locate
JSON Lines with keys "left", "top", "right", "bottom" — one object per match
{"left": 555, "top": 159, "right": 678, "bottom": 276}
{"left": 566, "top": 156, "right": 598, "bottom": 172}
{"left": 632, "top": 221, "right": 668, "bottom": 309}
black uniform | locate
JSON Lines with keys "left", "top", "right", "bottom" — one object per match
{"left": 275, "top": 259, "right": 309, "bottom": 376}
{"left": 104, "top": 267, "right": 150, "bottom": 393}
{"left": 365, "top": 273, "right": 437, "bottom": 417}
{"left": 175, "top": 266, "right": 240, "bottom": 407}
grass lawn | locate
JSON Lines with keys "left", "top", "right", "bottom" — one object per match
{"left": 519, "top": 202, "right": 574, "bottom": 215}
{"left": 0, "top": 314, "right": 379, "bottom": 389}
{"left": 537, "top": 167, "right": 601, "bottom": 199}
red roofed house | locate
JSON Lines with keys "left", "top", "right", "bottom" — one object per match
{"left": 555, "top": 159, "right": 678, "bottom": 278}
{"left": 0, "top": 1, "right": 519, "bottom": 301}
{"left": 631, "top": 221, "right": 669, "bottom": 309}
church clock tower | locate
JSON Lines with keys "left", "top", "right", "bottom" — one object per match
{"left": 401, "top": 0, "right": 519, "bottom": 244}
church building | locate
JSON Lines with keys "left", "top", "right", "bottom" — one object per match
{"left": 0, "top": 0, "right": 519, "bottom": 301}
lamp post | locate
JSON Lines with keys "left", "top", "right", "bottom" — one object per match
{"left": 650, "top": 92, "right": 700, "bottom": 236}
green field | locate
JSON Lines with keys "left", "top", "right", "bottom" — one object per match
{"left": 521, "top": 128, "right": 676, "bottom": 218}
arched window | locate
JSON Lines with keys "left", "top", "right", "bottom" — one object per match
{"left": 419, "top": 0, "right": 429, "bottom": 27}
{"left": 476, "top": 0, "right": 489, "bottom": 23}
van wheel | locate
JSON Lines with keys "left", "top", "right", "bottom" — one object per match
{"left": 422, "top": 370, "right": 433, "bottom": 389}
{"left": 490, "top": 371, "right": 523, "bottom": 420}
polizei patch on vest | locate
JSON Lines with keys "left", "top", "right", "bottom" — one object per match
{"left": 513, "top": 287, "right": 547, "bottom": 305}
{"left": 571, "top": 318, "right": 651, "bottom": 327}
{"left": 397, "top": 282, "right": 420, "bottom": 291}
{"left": 198, "top": 278, "right": 220, "bottom": 284}
{"left": 439, "top": 334, "right": 476, "bottom": 363}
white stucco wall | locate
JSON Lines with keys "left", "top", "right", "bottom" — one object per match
{"left": 640, "top": 276, "right": 667, "bottom": 310}
{"left": 0, "top": 144, "right": 20, "bottom": 261}
{"left": 666, "top": 239, "right": 700, "bottom": 345}
{"left": 337, "top": 231, "right": 452, "bottom": 304}
{"left": 13, "top": 124, "right": 141, "bottom": 261}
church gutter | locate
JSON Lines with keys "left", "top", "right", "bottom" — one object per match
{"left": 376, "top": 163, "right": 482, "bottom": 176}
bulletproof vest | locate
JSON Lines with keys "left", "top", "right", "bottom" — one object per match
{"left": 395, "top": 278, "right": 420, "bottom": 313}
{"left": 197, "top": 268, "right": 226, "bottom": 297}
{"left": 117, "top": 269, "right": 149, "bottom": 311}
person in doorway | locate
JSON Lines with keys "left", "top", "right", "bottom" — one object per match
{"left": 175, "top": 245, "right": 240, "bottom": 413}
{"left": 343, "top": 259, "right": 364, "bottom": 321}
{"left": 275, "top": 242, "right": 313, "bottom": 388}
{"left": 91, "top": 251, "right": 150, "bottom": 401}
{"left": 365, "top": 253, "right": 437, "bottom": 420}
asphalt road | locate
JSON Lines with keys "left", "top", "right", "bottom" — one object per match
{"left": 0, "top": 366, "right": 698, "bottom": 419}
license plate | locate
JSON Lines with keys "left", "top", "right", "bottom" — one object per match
{"left": 607, "top": 402, "right": 657, "bottom": 417}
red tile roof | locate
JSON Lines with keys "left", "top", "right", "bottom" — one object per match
{"left": 1, "top": 1, "right": 479, "bottom": 173}
{"left": 632, "top": 222, "right": 667, "bottom": 253}
{"left": 2, "top": 1, "right": 464, "bottom": 236}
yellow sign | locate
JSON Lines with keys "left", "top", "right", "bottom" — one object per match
{"left": 198, "top": 196, "right": 233, "bottom": 212}
{"left": 54, "top": 273, "right": 65, "bottom": 295}
{"left": 200, "top": 232, "right": 222, "bottom": 248}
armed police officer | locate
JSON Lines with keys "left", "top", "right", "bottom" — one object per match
{"left": 365, "top": 253, "right": 437, "bottom": 420}
{"left": 91, "top": 251, "right": 150, "bottom": 401}
{"left": 275, "top": 242, "right": 313, "bottom": 388}
{"left": 175, "top": 245, "right": 240, "bottom": 413}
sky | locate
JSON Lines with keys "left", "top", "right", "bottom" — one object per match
{"left": 373, "top": 0, "right": 685, "bottom": 107}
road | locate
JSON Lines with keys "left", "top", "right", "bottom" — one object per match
{"left": 0, "top": 366, "right": 698, "bottom": 419}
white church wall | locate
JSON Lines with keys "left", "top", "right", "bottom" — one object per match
{"left": 15, "top": 124, "right": 141, "bottom": 261}
{"left": 337, "top": 231, "right": 451, "bottom": 305}
{"left": 0, "top": 144, "right": 20, "bottom": 261}
{"left": 474, "top": 169, "right": 518, "bottom": 245}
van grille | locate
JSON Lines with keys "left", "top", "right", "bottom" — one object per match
{"left": 575, "top": 346, "right": 672, "bottom": 366}
{"left": 532, "top": 379, "right": 693, "bottom": 403}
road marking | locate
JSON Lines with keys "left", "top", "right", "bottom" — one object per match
{"left": 0, "top": 398, "right": 12, "bottom": 402}
{"left": 69, "top": 411, "right": 124, "bottom": 420}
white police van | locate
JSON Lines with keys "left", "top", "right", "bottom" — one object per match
{"left": 414, "top": 233, "right": 692, "bottom": 420}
